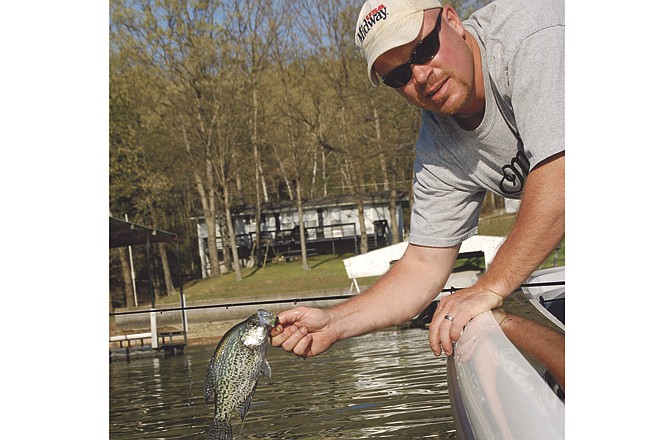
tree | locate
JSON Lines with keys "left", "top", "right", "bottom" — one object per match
{"left": 269, "top": 12, "right": 314, "bottom": 270}
{"left": 221, "top": 0, "right": 290, "bottom": 267}
{"left": 116, "top": 247, "right": 136, "bottom": 307}
{"left": 110, "top": 17, "right": 179, "bottom": 297}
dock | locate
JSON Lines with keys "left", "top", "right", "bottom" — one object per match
{"left": 109, "top": 330, "right": 186, "bottom": 362}
{"left": 110, "top": 217, "right": 189, "bottom": 362}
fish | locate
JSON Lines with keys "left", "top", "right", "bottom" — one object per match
{"left": 204, "top": 309, "right": 278, "bottom": 440}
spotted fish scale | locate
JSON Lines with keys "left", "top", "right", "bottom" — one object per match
{"left": 204, "top": 309, "right": 276, "bottom": 439}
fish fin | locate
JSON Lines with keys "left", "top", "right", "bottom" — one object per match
{"left": 238, "top": 414, "right": 248, "bottom": 438}
{"left": 207, "top": 418, "right": 233, "bottom": 440}
{"left": 260, "top": 359, "right": 271, "bottom": 378}
{"left": 204, "top": 345, "right": 232, "bottom": 404}
{"left": 204, "top": 363, "right": 217, "bottom": 404}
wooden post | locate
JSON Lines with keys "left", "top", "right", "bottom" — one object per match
{"left": 150, "top": 310, "right": 158, "bottom": 349}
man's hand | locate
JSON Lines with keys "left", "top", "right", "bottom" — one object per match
{"left": 428, "top": 285, "right": 504, "bottom": 356}
{"left": 270, "top": 306, "right": 339, "bottom": 358}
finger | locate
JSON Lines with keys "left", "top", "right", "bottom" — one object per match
{"left": 292, "top": 333, "right": 313, "bottom": 358}
{"left": 429, "top": 305, "right": 454, "bottom": 356}
{"left": 449, "top": 314, "right": 469, "bottom": 345}
{"left": 270, "top": 324, "right": 298, "bottom": 348}
{"left": 270, "top": 324, "right": 284, "bottom": 339}
{"left": 281, "top": 326, "right": 309, "bottom": 353}
{"left": 277, "top": 309, "right": 302, "bottom": 326}
{"left": 429, "top": 295, "right": 458, "bottom": 353}
{"left": 428, "top": 311, "right": 445, "bottom": 356}
{"left": 439, "top": 316, "right": 454, "bottom": 356}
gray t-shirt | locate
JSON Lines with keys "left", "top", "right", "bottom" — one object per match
{"left": 409, "top": 0, "right": 565, "bottom": 247}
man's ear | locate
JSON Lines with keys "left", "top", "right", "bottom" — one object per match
{"left": 443, "top": 4, "right": 466, "bottom": 40}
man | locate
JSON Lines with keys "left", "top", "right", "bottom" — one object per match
{"left": 271, "top": 0, "right": 564, "bottom": 358}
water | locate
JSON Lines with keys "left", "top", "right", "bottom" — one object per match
{"left": 109, "top": 328, "right": 458, "bottom": 439}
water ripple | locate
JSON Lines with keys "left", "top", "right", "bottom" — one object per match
{"left": 110, "top": 328, "right": 457, "bottom": 439}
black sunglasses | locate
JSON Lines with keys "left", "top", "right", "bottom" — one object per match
{"left": 381, "top": 8, "right": 443, "bottom": 88}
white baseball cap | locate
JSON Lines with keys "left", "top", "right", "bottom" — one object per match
{"left": 354, "top": 0, "right": 442, "bottom": 86}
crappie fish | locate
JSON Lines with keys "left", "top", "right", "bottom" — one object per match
{"left": 204, "top": 309, "right": 278, "bottom": 440}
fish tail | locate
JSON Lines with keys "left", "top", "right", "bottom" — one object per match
{"left": 207, "top": 417, "right": 233, "bottom": 440}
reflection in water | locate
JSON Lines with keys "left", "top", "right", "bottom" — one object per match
{"left": 110, "top": 328, "right": 457, "bottom": 439}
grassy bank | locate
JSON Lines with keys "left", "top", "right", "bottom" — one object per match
{"left": 158, "top": 214, "right": 564, "bottom": 306}
{"left": 159, "top": 254, "right": 358, "bottom": 305}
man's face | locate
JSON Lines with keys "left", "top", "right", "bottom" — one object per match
{"left": 373, "top": 7, "right": 476, "bottom": 117}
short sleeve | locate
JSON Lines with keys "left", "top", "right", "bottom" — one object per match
{"left": 408, "top": 159, "right": 486, "bottom": 247}
{"left": 509, "top": 26, "right": 565, "bottom": 170}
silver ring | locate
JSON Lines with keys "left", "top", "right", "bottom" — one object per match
{"left": 444, "top": 314, "right": 454, "bottom": 321}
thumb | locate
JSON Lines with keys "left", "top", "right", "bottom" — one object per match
{"left": 278, "top": 307, "right": 308, "bottom": 326}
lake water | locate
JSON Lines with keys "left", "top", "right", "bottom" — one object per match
{"left": 109, "top": 327, "right": 458, "bottom": 439}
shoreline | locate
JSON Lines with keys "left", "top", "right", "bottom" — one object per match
{"left": 109, "top": 288, "right": 358, "bottom": 348}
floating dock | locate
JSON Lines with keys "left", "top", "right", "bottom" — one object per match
{"left": 109, "top": 330, "right": 186, "bottom": 362}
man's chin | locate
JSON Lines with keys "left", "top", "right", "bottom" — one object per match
{"left": 427, "top": 86, "right": 471, "bottom": 116}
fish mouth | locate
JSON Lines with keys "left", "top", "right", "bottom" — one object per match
{"left": 257, "top": 309, "right": 278, "bottom": 328}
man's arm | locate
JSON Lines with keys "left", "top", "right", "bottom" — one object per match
{"left": 429, "top": 152, "right": 565, "bottom": 355}
{"left": 495, "top": 310, "right": 565, "bottom": 392}
{"left": 332, "top": 243, "right": 461, "bottom": 339}
{"left": 271, "top": 243, "right": 461, "bottom": 357}
{"left": 477, "top": 152, "right": 565, "bottom": 295}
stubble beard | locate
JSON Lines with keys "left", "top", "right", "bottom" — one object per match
{"left": 431, "top": 77, "right": 472, "bottom": 117}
